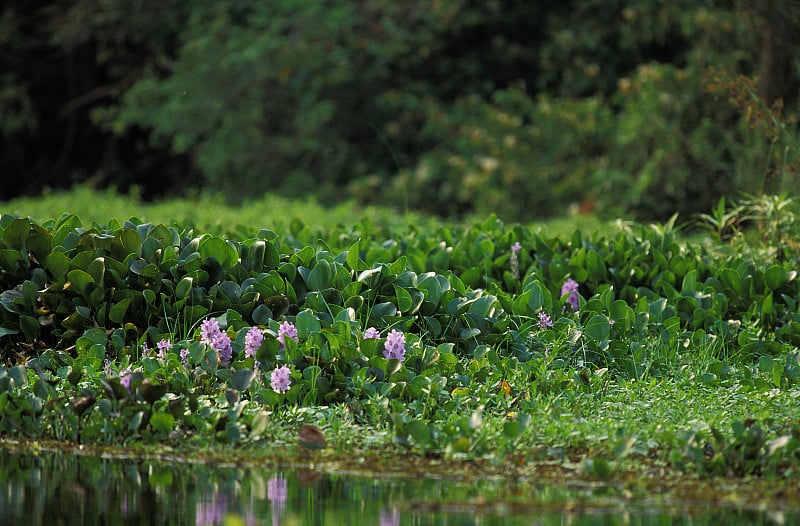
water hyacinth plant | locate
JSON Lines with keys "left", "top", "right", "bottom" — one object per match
{"left": 2, "top": 200, "right": 800, "bottom": 483}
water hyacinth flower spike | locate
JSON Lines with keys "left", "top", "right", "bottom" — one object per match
{"left": 510, "top": 242, "right": 522, "bottom": 280}
{"left": 213, "top": 332, "right": 233, "bottom": 366}
{"left": 271, "top": 364, "right": 292, "bottom": 393}
{"left": 277, "top": 321, "right": 298, "bottom": 349}
{"left": 199, "top": 316, "right": 232, "bottom": 366}
{"left": 156, "top": 339, "right": 172, "bottom": 360}
{"left": 244, "top": 326, "right": 264, "bottom": 358}
{"left": 200, "top": 318, "right": 221, "bottom": 345}
{"left": 383, "top": 329, "right": 406, "bottom": 361}
{"left": 561, "top": 278, "right": 580, "bottom": 311}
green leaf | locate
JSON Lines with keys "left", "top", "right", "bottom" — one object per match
{"left": 418, "top": 274, "right": 442, "bottom": 308}
{"left": 585, "top": 250, "right": 607, "bottom": 281}
{"left": 764, "top": 265, "right": 785, "bottom": 291}
{"left": 719, "top": 268, "right": 742, "bottom": 297}
{"left": 0, "top": 327, "right": 19, "bottom": 339}
{"left": 51, "top": 214, "right": 81, "bottom": 248}
{"left": 584, "top": 314, "right": 611, "bottom": 342}
{"left": 86, "top": 257, "right": 106, "bottom": 287}
{"left": 251, "top": 304, "right": 272, "bottom": 325}
{"left": 129, "top": 411, "right": 144, "bottom": 431}
{"left": 610, "top": 300, "right": 634, "bottom": 331}
{"left": 108, "top": 298, "right": 131, "bottom": 325}
{"left": 406, "top": 420, "right": 432, "bottom": 447}
{"left": 370, "top": 302, "right": 397, "bottom": 320}
{"left": 460, "top": 327, "right": 481, "bottom": 339}
{"left": 67, "top": 269, "right": 95, "bottom": 296}
{"left": 199, "top": 235, "right": 239, "bottom": 269}
{"left": 503, "top": 413, "right": 530, "bottom": 439}
{"left": 307, "top": 259, "right": 332, "bottom": 290}
{"left": 129, "top": 258, "right": 160, "bottom": 278}
{"left": 346, "top": 240, "right": 363, "bottom": 271}
{"left": 296, "top": 309, "right": 321, "bottom": 339}
{"left": 45, "top": 251, "right": 71, "bottom": 279}
{"left": 175, "top": 276, "right": 193, "bottom": 300}
{"left": 149, "top": 411, "right": 175, "bottom": 433}
{"left": 1, "top": 217, "right": 30, "bottom": 250}
{"left": 388, "top": 256, "right": 407, "bottom": 275}
{"left": 469, "top": 295, "right": 496, "bottom": 318}
{"left": 230, "top": 369, "right": 255, "bottom": 391}
{"left": 250, "top": 411, "right": 269, "bottom": 437}
{"left": 681, "top": 269, "right": 697, "bottom": 292}
{"left": 526, "top": 281, "right": 552, "bottom": 312}
{"left": 8, "top": 365, "right": 27, "bottom": 387}
{"left": 394, "top": 285, "right": 414, "bottom": 313}
{"left": 762, "top": 292, "right": 774, "bottom": 316}
{"left": 18, "top": 314, "right": 39, "bottom": 341}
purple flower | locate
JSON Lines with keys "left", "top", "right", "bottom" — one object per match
{"left": 180, "top": 347, "right": 189, "bottom": 366}
{"left": 200, "top": 318, "right": 221, "bottom": 345}
{"left": 213, "top": 332, "right": 233, "bottom": 366}
{"left": 364, "top": 327, "right": 380, "bottom": 339}
{"left": 268, "top": 475, "right": 287, "bottom": 526}
{"left": 510, "top": 243, "right": 522, "bottom": 279}
{"left": 156, "top": 339, "right": 172, "bottom": 360}
{"left": 271, "top": 365, "right": 292, "bottom": 393}
{"left": 245, "top": 326, "right": 264, "bottom": 358}
{"left": 267, "top": 475, "right": 287, "bottom": 506}
{"left": 561, "top": 278, "right": 580, "bottom": 311}
{"left": 119, "top": 368, "right": 134, "bottom": 390}
{"left": 196, "top": 493, "right": 228, "bottom": 526}
{"left": 383, "top": 329, "right": 406, "bottom": 361}
{"left": 538, "top": 311, "right": 553, "bottom": 328}
{"left": 380, "top": 508, "right": 400, "bottom": 526}
{"left": 199, "top": 317, "right": 233, "bottom": 366}
{"left": 277, "top": 321, "right": 298, "bottom": 349}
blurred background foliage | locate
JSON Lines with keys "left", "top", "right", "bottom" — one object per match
{"left": 1, "top": 0, "right": 798, "bottom": 222}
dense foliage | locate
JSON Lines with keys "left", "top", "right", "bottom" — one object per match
{"left": 2, "top": 195, "right": 800, "bottom": 476}
{"left": 2, "top": 1, "right": 798, "bottom": 220}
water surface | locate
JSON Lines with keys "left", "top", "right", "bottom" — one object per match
{"left": 0, "top": 448, "right": 793, "bottom": 525}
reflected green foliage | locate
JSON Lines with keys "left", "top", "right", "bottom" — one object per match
{"left": 0, "top": 450, "right": 796, "bottom": 525}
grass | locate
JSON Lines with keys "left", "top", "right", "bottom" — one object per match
{"left": 2, "top": 186, "right": 438, "bottom": 234}
{"left": 1, "top": 185, "right": 622, "bottom": 238}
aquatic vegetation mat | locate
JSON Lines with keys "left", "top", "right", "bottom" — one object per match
{"left": 2, "top": 198, "right": 800, "bottom": 481}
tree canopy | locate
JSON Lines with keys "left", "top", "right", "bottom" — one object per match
{"left": 1, "top": 0, "right": 798, "bottom": 221}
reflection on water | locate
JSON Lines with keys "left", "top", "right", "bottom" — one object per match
{"left": 0, "top": 448, "right": 795, "bottom": 525}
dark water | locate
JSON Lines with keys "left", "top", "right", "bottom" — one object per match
{"left": 0, "top": 449, "right": 794, "bottom": 525}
